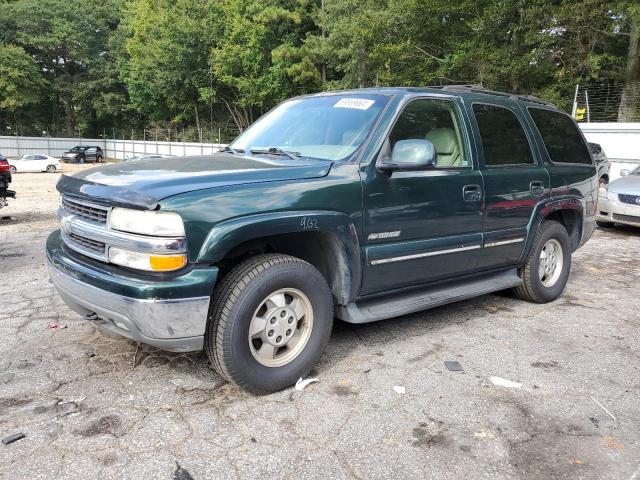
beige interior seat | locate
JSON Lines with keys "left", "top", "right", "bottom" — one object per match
{"left": 425, "top": 128, "right": 461, "bottom": 167}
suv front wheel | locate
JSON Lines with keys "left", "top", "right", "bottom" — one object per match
{"left": 205, "top": 254, "right": 334, "bottom": 394}
{"left": 513, "top": 220, "right": 571, "bottom": 303}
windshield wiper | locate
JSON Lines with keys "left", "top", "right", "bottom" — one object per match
{"left": 220, "top": 145, "right": 244, "bottom": 154}
{"left": 248, "top": 146, "right": 301, "bottom": 161}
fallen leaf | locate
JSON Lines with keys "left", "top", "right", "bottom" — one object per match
{"left": 602, "top": 436, "right": 624, "bottom": 452}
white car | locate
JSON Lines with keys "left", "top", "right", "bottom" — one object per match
{"left": 9, "top": 154, "right": 62, "bottom": 173}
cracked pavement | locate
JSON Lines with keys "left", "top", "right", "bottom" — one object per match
{"left": 1, "top": 167, "right": 639, "bottom": 479}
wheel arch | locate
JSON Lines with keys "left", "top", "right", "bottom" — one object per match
{"left": 526, "top": 198, "right": 584, "bottom": 257}
{"left": 197, "top": 211, "right": 362, "bottom": 305}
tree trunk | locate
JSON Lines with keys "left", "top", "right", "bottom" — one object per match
{"left": 63, "top": 95, "right": 76, "bottom": 136}
{"left": 618, "top": 14, "right": 640, "bottom": 122}
{"left": 194, "top": 103, "right": 202, "bottom": 142}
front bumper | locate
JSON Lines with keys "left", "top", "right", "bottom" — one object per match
{"left": 47, "top": 230, "right": 218, "bottom": 352}
{"left": 596, "top": 195, "right": 640, "bottom": 227}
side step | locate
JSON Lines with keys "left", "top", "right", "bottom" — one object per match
{"left": 336, "top": 269, "right": 522, "bottom": 324}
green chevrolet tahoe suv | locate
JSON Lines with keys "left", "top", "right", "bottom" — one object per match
{"left": 47, "top": 86, "right": 597, "bottom": 393}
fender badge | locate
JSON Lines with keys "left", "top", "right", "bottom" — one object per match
{"left": 368, "top": 231, "right": 401, "bottom": 240}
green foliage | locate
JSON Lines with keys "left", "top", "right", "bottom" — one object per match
{"left": 0, "top": 45, "right": 43, "bottom": 110}
{"left": 0, "top": 0, "right": 636, "bottom": 137}
{"left": 211, "top": 0, "right": 321, "bottom": 129}
{"left": 122, "top": 0, "right": 221, "bottom": 124}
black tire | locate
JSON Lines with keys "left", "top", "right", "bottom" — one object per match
{"left": 46, "top": 165, "right": 56, "bottom": 173}
{"left": 79, "top": 155, "right": 85, "bottom": 164}
{"left": 596, "top": 220, "right": 615, "bottom": 228}
{"left": 9, "top": 166, "right": 16, "bottom": 174}
{"left": 96, "top": 155, "right": 103, "bottom": 163}
{"left": 598, "top": 177, "right": 607, "bottom": 188}
{"left": 205, "top": 254, "right": 333, "bottom": 394}
{"left": 513, "top": 220, "right": 571, "bottom": 303}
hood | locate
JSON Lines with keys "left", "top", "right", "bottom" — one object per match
{"left": 607, "top": 174, "right": 640, "bottom": 195}
{"left": 56, "top": 153, "right": 332, "bottom": 210}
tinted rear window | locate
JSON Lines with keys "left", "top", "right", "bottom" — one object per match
{"left": 472, "top": 104, "right": 534, "bottom": 166}
{"left": 528, "top": 108, "right": 592, "bottom": 164}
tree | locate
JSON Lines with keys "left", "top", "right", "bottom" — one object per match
{"left": 212, "top": 0, "right": 321, "bottom": 131}
{"left": 618, "top": 2, "right": 640, "bottom": 121}
{"left": 121, "top": 0, "right": 223, "bottom": 141}
{"left": 0, "top": 45, "right": 43, "bottom": 111}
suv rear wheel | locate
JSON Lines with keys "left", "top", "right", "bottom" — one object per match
{"left": 513, "top": 220, "right": 571, "bottom": 303}
{"left": 205, "top": 254, "right": 333, "bottom": 394}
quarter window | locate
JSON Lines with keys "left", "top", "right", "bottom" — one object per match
{"left": 528, "top": 108, "right": 592, "bottom": 164}
{"left": 389, "top": 99, "right": 468, "bottom": 168}
{"left": 473, "top": 104, "right": 534, "bottom": 166}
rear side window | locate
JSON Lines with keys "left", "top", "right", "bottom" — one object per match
{"left": 528, "top": 108, "right": 592, "bottom": 164}
{"left": 473, "top": 104, "right": 534, "bottom": 166}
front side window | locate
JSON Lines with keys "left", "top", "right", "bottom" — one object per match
{"left": 389, "top": 99, "right": 468, "bottom": 168}
{"left": 473, "top": 104, "right": 534, "bottom": 166}
{"left": 230, "top": 94, "right": 389, "bottom": 161}
{"left": 528, "top": 108, "right": 592, "bottom": 165}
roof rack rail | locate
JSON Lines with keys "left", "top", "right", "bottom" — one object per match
{"left": 431, "top": 84, "right": 551, "bottom": 105}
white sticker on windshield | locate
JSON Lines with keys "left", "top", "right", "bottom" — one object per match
{"left": 334, "top": 98, "right": 375, "bottom": 110}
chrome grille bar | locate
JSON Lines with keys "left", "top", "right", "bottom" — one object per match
{"left": 61, "top": 196, "right": 109, "bottom": 224}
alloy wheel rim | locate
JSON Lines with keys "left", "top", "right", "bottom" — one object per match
{"left": 248, "top": 288, "right": 314, "bottom": 367}
{"left": 538, "top": 239, "right": 563, "bottom": 287}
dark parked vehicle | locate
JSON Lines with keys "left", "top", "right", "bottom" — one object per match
{"left": 0, "top": 153, "right": 15, "bottom": 209}
{"left": 588, "top": 142, "right": 610, "bottom": 188}
{"left": 48, "top": 86, "right": 597, "bottom": 393}
{"left": 62, "top": 146, "right": 103, "bottom": 163}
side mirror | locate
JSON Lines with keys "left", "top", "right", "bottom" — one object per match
{"left": 379, "top": 139, "right": 437, "bottom": 172}
{"left": 620, "top": 169, "right": 630, "bottom": 177}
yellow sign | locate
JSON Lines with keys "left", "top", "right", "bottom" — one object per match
{"left": 575, "top": 107, "right": 586, "bottom": 121}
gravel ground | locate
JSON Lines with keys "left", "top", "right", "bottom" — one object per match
{"left": 1, "top": 166, "right": 639, "bottom": 480}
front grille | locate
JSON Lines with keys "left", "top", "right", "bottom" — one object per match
{"left": 613, "top": 213, "right": 640, "bottom": 224}
{"left": 67, "top": 233, "right": 106, "bottom": 253}
{"left": 618, "top": 193, "right": 640, "bottom": 206}
{"left": 62, "top": 196, "right": 109, "bottom": 223}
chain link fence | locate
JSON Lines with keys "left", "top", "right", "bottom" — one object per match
{"left": 573, "top": 81, "right": 640, "bottom": 123}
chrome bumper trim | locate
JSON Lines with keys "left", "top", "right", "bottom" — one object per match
{"left": 370, "top": 244, "right": 481, "bottom": 266}
{"left": 484, "top": 237, "right": 525, "bottom": 248}
{"left": 49, "top": 263, "right": 209, "bottom": 352}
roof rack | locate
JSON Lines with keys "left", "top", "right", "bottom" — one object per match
{"left": 431, "top": 84, "right": 551, "bottom": 106}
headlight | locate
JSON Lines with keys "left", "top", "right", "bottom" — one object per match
{"left": 108, "top": 247, "right": 187, "bottom": 272}
{"left": 598, "top": 184, "right": 607, "bottom": 197}
{"left": 109, "top": 208, "right": 185, "bottom": 236}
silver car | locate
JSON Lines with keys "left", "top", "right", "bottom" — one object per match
{"left": 596, "top": 165, "right": 640, "bottom": 228}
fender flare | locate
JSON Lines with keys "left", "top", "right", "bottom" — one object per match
{"left": 522, "top": 197, "right": 584, "bottom": 259}
{"left": 197, "top": 210, "right": 362, "bottom": 303}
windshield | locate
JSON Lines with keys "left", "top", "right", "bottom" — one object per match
{"left": 70, "top": 146, "right": 84, "bottom": 152}
{"left": 230, "top": 94, "right": 389, "bottom": 161}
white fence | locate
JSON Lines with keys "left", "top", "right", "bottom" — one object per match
{"left": 0, "top": 136, "right": 225, "bottom": 160}
{"left": 579, "top": 123, "right": 640, "bottom": 180}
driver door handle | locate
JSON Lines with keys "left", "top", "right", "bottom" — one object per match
{"left": 530, "top": 181, "right": 545, "bottom": 196}
{"left": 463, "top": 184, "right": 482, "bottom": 202}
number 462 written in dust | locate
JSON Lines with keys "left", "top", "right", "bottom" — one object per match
{"left": 300, "top": 217, "right": 318, "bottom": 230}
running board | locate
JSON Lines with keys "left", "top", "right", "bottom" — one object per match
{"left": 336, "top": 269, "right": 522, "bottom": 324}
